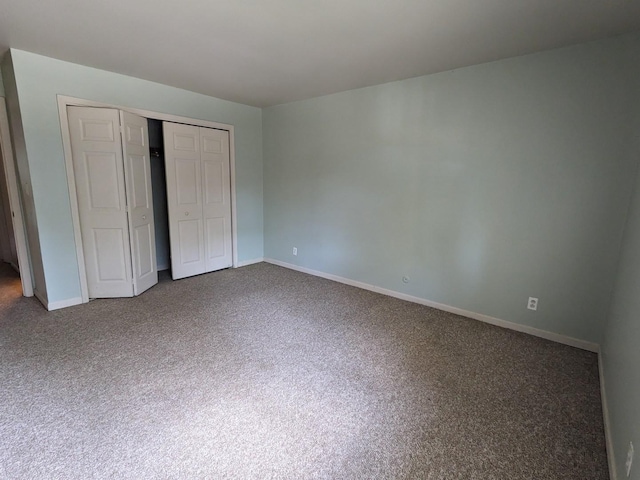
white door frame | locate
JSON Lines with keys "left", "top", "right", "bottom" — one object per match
{"left": 0, "top": 97, "right": 33, "bottom": 297}
{"left": 57, "top": 95, "right": 239, "bottom": 304}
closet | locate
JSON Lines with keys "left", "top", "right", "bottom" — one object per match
{"left": 67, "top": 105, "right": 233, "bottom": 299}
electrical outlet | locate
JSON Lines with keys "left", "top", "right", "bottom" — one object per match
{"left": 292, "top": 247, "right": 298, "bottom": 256}
{"left": 626, "top": 441, "right": 634, "bottom": 477}
{"left": 527, "top": 297, "right": 538, "bottom": 311}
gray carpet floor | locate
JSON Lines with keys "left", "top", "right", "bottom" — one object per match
{"left": 0, "top": 262, "right": 608, "bottom": 479}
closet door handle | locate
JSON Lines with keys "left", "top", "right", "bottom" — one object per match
{"left": 142, "top": 215, "right": 146, "bottom": 220}
{"left": 185, "top": 212, "right": 189, "bottom": 216}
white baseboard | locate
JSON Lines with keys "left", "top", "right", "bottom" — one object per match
{"left": 46, "top": 296, "right": 83, "bottom": 311}
{"left": 263, "top": 258, "right": 600, "bottom": 353}
{"left": 599, "top": 355, "right": 617, "bottom": 480}
{"left": 236, "top": 257, "right": 264, "bottom": 267}
{"left": 33, "top": 259, "right": 265, "bottom": 310}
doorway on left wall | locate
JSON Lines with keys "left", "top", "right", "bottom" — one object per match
{"left": 0, "top": 143, "right": 19, "bottom": 273}
{"left": 0, "top": 96, "right": 32, "bottom": 299}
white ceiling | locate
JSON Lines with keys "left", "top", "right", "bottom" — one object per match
{"left": 1, "top": 0, "right": 639, "bottom": 107}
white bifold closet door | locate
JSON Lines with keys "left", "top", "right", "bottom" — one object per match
{"left": 163, "top": 122, "right": 232, "bottom": 280}
{"left": 120, "top": 111, "right": 158, "bottom": 294}
{"left": 68, "top": 106, "right": 158, "bottom": 298}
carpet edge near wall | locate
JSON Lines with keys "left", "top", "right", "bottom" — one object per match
{"left": 261, "top": 258, "right": 599, "bottom": 352}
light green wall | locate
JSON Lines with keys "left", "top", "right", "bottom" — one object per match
{"left": 9, "top": 49, "right": 263, "bottom": 304}
{"left": 264, "top": 33, "right": 640, "bottom": 344}
{"left": 601, "top": 44, "right": 640, "bottom": 477}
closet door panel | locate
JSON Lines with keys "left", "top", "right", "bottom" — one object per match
{"left": 163, "top": 122, "right": 206, "bottom": 279}
{"left": 175, "top": 159, "right": 200, "bottom": 205}
{"left": 206, "top": 217, "right": 225, "bottom": 258}
{"left": 178, "top": 219, "right": 202, "bottom": 264}
{"left": 68, "top": 106, "right": 134, "bottom": 298}
{"left": 200, "top": 127, "right": 232, "bottom": 272}
{"left": 93, "top": 228, "right": 129, "bottom": 281}
{"left": 133, "top": 223, "right": 154, "bottom": 277}
{"left": 121, "top": 111, "right": 158, "bottom": 295}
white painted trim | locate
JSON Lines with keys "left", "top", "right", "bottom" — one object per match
{"left": 264, "top": 258, "right": 600, "bottom": 353}
{"left": 46, "top": 296, "right": 83, "bottom": 311}
{"left": 56, "top": 95, "right": 237, "bottom": 132}
{"left": 57, "top": 95, "right": 239, "bottom": 304}
{"left": 58, "top": 100, "right": 89, "bottom": 303}
{"left": 0, "top": 97, "right": 33, "bottom": 297}
{"left": 599, "top": 354, "right": 617, "bottom": 480}
{"left": 236, "top": 257, "right": 264, "bottom": 267}
{"left": 229, "top": 128, "right": 238, "bottom": 268}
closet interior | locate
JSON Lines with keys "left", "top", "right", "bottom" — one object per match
{"left": 148, "top": 119, "right": 170, "bottom": 273}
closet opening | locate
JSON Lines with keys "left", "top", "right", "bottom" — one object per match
{"left": 147, "top": 119, "right": 171, "bottom": 277}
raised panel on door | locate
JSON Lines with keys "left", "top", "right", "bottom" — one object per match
{"left": 93, "top": 228, "right": 129, "bottom": 281}
{"left": 178, "top": 219, "right": 203, "bottom": 264}
{"left": 68, "top": 106, "right": 134, "bottom": 298}
{"left": 163, "top": 122, "right": 205, "bottom": 279}
{"left": 200, "top": 127, "right": 232, "bottom": 272}
{"left": 121, "top": 111, "right": 158, "bottom": 295}
{"left": 176, "top": 159, "right": 200, "bottom": 205}
{"left": 85, "top": 152, "right": 121, "bottom": 208}
{"left": 133, "top": 223, "right": 154, "bottom": 278}
{"left": 205, "top": 217, "right": 225, "bottom": 258}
